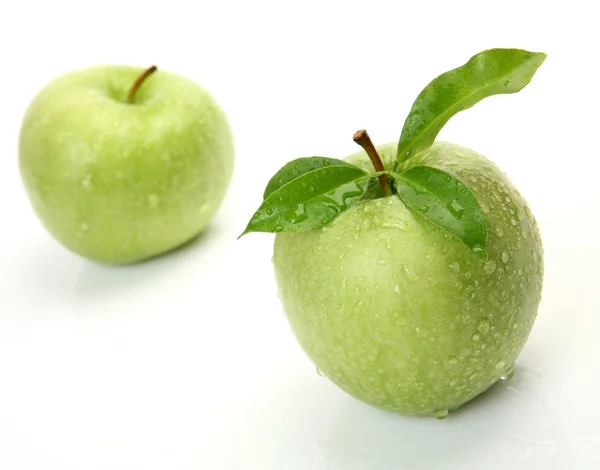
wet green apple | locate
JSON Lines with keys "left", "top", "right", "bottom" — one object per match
{"left": 273, "top": 141, "right": 543, "bottom": 417}
{"left": 19, "top": 65, "right": 234, "bottom": 264}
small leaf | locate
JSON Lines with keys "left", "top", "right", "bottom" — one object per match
{"left": 396, "top": 48, "right": 546, "bottom": 164}
{"left": 393, "top": 166, "right": 488, "bottom": 262}
{"left": 263, "top": 157, "right": 359, "bottom": 199}
{"left": 241, "top": 165, "right": 369, "bottom": 237}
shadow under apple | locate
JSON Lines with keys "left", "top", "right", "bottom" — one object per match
{"left": 321, "top": 364, "right": 571, "bottom": 470}
{"left": 72, "top": 224, "right": 217, "bottom": 301}
{"left": 223, "top": 360, "right": 572, "bottom": 470}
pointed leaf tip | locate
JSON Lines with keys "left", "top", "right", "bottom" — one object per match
{"left": 393, "top": 166, "right": 488, "bottom": 262}
{"left": 396, "top": 48, "right": 546, "bottom": 165}
{"left": 243, "top": 161, "right": 371, "bottom": 236}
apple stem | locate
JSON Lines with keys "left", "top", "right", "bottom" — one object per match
{"left": 353, "top": 129, "right": 393, "bottom": 196}
{"left": 127, "top": 65, "right": 158, "bottom": 104}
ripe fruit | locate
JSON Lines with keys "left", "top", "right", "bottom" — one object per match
{"left": 273, "top": 141, "right": 543, "bottom": 416}
{"left": 19, "top": 65, "right": 234, "bottom": 264}
{"left": 241, "top": 48, "right": 546, "bottom": 417}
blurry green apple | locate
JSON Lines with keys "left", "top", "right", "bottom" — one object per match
{"left": 19, "top": 65, "right": 234, "bottom": 264}
{"left": 241, "top": 49, "right": 546, "bottom": 417}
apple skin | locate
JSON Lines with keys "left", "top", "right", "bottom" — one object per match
{"left": 19, "top": 66, "right": 234, "bottom": 264}
{"left": 273, "top": 142, "right": 543, "bottom": 417}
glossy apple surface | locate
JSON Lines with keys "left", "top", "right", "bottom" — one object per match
{"left": 273, "top": 142, "right": 543, "bottom": 417}
{"left": 19, "top": 66, "right": 234, "bottom": 264}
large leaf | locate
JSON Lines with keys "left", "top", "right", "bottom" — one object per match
{"left": 393, "top": 166, "right": 488, "bottom": 262}
{"left": 263, "top": 157, "right": 357, "bottom": 199}
{"left": 396, "top": 48, "right": 546, "bottom": 164}
{"left": 240, "top": 165, "right": 370, "bottom": 237}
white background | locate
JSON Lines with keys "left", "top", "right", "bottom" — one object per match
{"left": 0, "top": 1, "right": 599, "bottom": 469}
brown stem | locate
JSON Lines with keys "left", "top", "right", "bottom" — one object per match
{"left": 353, "top": 129, "right": 392, "bottom": 196}
{"left": 127, "top": 65, "right": 157, "bottom": 104}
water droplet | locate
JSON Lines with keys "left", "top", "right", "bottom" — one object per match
{"left": 433, "top": 409, "right": 448, "bottom": 419}
{"left": 266, "top": 208, "right": 273, "bottom": 215}
{"left": 501, "top": 364, "right": 515, "bottom": 380}
{"left": 394, "top": 285, "right": 401, "bottom": 294}
{"left": 448, "top": 356, "right": 458, "bottom": 365}
{"left": 472, "top": 333, "right": 480, "bottom": 342}
{"left": 510, "top": 218, "right": 517, "bottom": 226}
{"left": 316, "top": 367, "right": 325, "bottom": 377}
{"left": 495, "top": 227, "right": 504, "bottom": 237}
{"left": 480, "top": 201, "right": 490, "bottom": 214}
{"left": 518, "top": 269, "right": 524, "bottom": 276}
{"left": 468, "top": 356, "right": 479, "bottom": 363}
{"left": 449, "top": 261, "right": 460, "bottom": 272}
{"left": 420, "top": 205, "right": 430, "bottom": 213}
{"left": 501, "top": 251, "right": 510, "bottom": 264}
{"left": 447, "top": 200, "right": 464, "bottom": 219}
{"left": 148, "top": 194, "right": 159, "bottom": 209}
{"left": 449, "top": 378, "right": 459, "bottom": 386}
{"left": 321, "top": 218, "right": 331, "bottom": 224}
{"left": 80, "top": 222, "right": 89, "bottom": 232}
{"left": 477, "top": 318, "right": 490, "bottom": 335}
{"left": 525, "top": 206, "right": 532, "bottom": 217}
{"left": 468, "top": 372, "right": 479, "bottom": 381}
{"left": 495, "top": 359, "right": 506, "bottom": 370}
{"left": 382, "top": 221, "right": 407, "bottom": 230}
{"left": 483, "top": 260, "right": 497, "bottom": 275}
{"left": 82, "top": 174, "right": 94, "bottom": 190}
{"left": 472, "top": 245, "right": 486, "bottom": 260}
{"left": 309, "top": 186, "right": 315, "bottom": 192}
{"left": 273, "top": 225, "right": 284, "bottom": 232}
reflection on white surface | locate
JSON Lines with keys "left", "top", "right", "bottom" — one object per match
{"left": 221, "top": 362, "right": 571, "bottom": 470}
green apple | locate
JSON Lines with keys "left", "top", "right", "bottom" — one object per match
{"left": 241, "top": 48, "right": 546, "bottom": 417}
{"left": 19, "top": 65, "right": 234, "bottom": 264}
{"left": 273, "top": 141, "right": 543, "bottom": 417}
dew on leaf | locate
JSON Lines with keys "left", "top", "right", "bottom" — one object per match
{"left": 447, "top": 199, "right": 464, "bottom": 219}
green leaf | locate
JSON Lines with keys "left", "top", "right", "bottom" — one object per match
{"left": 396, "top": 48, "right": 546, "bottom": 164}
{"left": 263, "top": 157, "right": 358, "bottom": 199}
{"left": 241, "top": 165, "right": 370, "bottom": 237}
{"left": 392, "top": 166, "right": 488, "bottom": 262}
